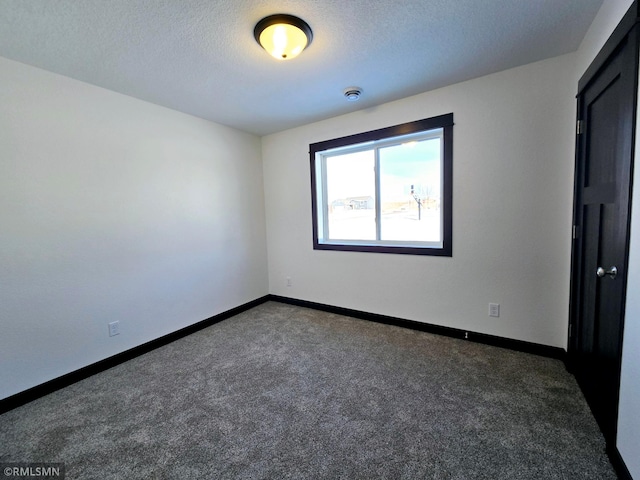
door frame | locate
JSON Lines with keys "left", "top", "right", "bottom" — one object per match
{"left": 568, "top": 0, "right": 639, "bottom": 447}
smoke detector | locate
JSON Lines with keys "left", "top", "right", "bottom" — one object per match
{"left": 343, "top": 87, "right": 362, "bottom": 102}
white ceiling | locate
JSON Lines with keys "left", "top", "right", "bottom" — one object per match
{"left": 0, "top": 0, "right": 604, "bottom": 136}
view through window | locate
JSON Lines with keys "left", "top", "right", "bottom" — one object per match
{"left": 310, "top": 113, "right": 453, "bottom": 255}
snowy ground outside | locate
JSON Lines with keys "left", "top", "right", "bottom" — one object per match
{"left": 328, "top": 208, "right": 441, "bottom": 242}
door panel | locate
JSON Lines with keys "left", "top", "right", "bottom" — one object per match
{"left": 570, "top": 27, "right": 638, "bottom": 444}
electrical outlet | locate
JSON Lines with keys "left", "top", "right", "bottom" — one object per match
{"left": 489, "top": 303, "right": 500, "bottom": 318}
{"left": 108, "top": 321, "right": 120, "bottom": 337}
{"left": 286, "top": 277, "right": 292, "bottom": 287}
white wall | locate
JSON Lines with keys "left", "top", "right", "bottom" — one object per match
{"left": 263, "top": 53, "right": 576, "bottom": 348}
{"left": 616, "top": 3, "right": 640, "bottom": 476}
{"left": 618, "top": 55, "right": 640, "bottom": 474}
{"left": 0, "top": 57, "right": 268, "bottom": 400}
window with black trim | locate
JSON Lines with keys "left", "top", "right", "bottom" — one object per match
{"left": 310, "top": 113, "right": 453, "bottom": 256}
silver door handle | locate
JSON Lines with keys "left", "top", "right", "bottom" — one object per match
{"left": 596, "top": 266, "right": 618, "bottom": 279}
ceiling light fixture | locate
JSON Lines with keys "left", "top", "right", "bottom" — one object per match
{"left": 343, "top": 87, "right": 362, "bottom": 101}
{"left": 254, "top": 14, "right": 313, "bottom": 60}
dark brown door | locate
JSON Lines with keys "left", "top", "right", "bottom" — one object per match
{"left": 569, "top": 24, "right": 638, "bottom": 444}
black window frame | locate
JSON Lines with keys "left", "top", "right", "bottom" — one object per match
{"left": 310, "top": 113, "right": 453, "bottom": 256}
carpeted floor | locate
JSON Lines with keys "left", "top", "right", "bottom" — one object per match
{"left": 0, "top": 302, "right": 617, "bottom": 479}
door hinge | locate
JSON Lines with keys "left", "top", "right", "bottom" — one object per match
{"left": 572, "top": 225, "right": 581, "bottom": 239}
{"left": 569, "top": 323, "right": 572, "bottom": 339}
{"left": 576, "top": 120, "right": 584, "bottom": 135}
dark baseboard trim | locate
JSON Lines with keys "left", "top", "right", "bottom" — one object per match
{"left": 608, "top": 443, "right": 633, "bottom": 480}
{"left": 0, "top": 295, "right": 270, "bottom": 415}
{"left": 0, "top": 294, "right": 568, "bottom": 415}
{"left": 269, "top": 295, "right": 567, "bottom": 361}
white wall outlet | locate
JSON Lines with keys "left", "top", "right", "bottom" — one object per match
{"left": 286, "top": 277, "right": 292, "bottom": 287}
{"left": 108, "top": 321, "right": 120, "bottom": 337}
{"left": 489, "top": 303, "right": 500, "bottom": 317}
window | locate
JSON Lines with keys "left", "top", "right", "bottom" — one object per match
{"left": 310, "top": 113, "right": 453, "bottom": 256}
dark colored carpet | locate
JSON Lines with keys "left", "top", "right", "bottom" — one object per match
{"left": 0, "top": 302, "right": 616, "bottom": 479}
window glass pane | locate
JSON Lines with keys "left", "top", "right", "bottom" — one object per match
{"left": 379, "top": 137, "right": 442, "bottom": 243}
{"left": 326, "top": 150, "right": 376, "bottom": 241}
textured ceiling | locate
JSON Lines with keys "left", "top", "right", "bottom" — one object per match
{"left": 0, "top": 0, "right": 604, "bottom": 136}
